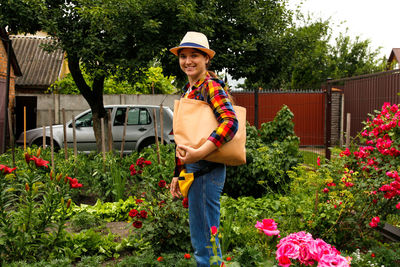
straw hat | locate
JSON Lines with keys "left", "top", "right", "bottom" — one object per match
{"left": 170, "top": 31, "right": 215, "bottom": 59}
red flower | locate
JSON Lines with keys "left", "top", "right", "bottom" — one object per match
{"left": 211, "top": 226, "right": 218, "bottom": 236}
{"left": 371, "top": 253, "right": 375, "bottom": 258}
{"left": 317, "top": 156, "right": 321, "bottom": 166}
{"left": 133, "top": 220, "right": 143, "bottom": 229}
{"left": 396, "top": 202, "right": 400, "bottom": 209}
{"left": 157, "top": 256, "right": 163, "bottom": 262}
{"left": 182, "top": 197, "right": 189, "bottom": 208}
{"left": 67, "top": 177, "right": 83, "bottom": 188}
{"left": 323, "top": 188, "right": 329, "bottom": 193}
{"left": 278, "top": 255, "right": 291, "bottom": 266}
{"left": 129, "top": 209, "right": 139, "bottom": 218}
{"left": 30, "top": 156, "right": 49, "bottom": 168}
{"left": 159, "top": 200, "right": 166, "bottom": 207}
{"left": 184, "top": 253, "right": 191, "bottom": 259}
{"left": 136, "top": 157, "right": 145, "bottom": 168}
{"left": 144, "top": 160, "right": 152, "bottom": 165}
{"left": 140, "top": 210, "right": 148, "bottom": 219}
{"left": 135, "top": 199, "right": 143, "bottom": 204}
{"left": 24, "top": 152, "right": 31, "bottom": 164}
{"left": 369, "top": 216, "right": 380, "bottom": 228}
{"left": 226, "top": 256, "right": 232, "bottom": 261}
{"left": 129, "top": 164, "right": 135, "bottom": 172}
{"left": 0, "top": 164, "right": 16, "bottom": 174}
{"left": 158, "top": 180, "right": 166, "bottom": 188}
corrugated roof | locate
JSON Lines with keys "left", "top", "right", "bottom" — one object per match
{"left": 10, "top": 35, "right": 64, "bottom": 88}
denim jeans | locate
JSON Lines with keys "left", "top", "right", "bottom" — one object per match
{"left": 186, "top": 160, "right": 226, "bottom": 267}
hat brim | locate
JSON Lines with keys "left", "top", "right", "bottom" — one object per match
{"left": 170, "top": 46, "right": 215, "bottom": 59}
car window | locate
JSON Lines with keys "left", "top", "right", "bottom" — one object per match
{"left": 114, "top": 108, "right": 151, "bottom": 126}
{"left": 76, "top": 111, "right": 93, "bottom": 127}
{"left": 76, "top": 108, "right": 112, "bottom": 127}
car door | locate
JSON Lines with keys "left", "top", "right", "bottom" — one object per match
{"left": 67, "top": 108, "right": 113, "bottom": 152}
{"left": 112, "top": 107, "right": 153, "bottom": 152}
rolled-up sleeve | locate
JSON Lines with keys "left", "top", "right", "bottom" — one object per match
{"left": 205, "top": 80, "right": 238, "bottom": 147}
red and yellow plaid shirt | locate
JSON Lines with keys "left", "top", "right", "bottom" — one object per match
{"left": 174, "top": 72, "right": 238, "bottom": 176}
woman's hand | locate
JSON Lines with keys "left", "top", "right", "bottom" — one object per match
{"left": 177, "top": 141, "right": 217, "bottom": 164}
{"left": 170, "top": 177, "right": 182, "bottom": 198}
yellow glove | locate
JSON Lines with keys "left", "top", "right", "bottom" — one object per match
{"left": 178, "top": 169, "right": 194, "bottom": 198}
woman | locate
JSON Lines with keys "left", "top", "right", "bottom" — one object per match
{"left": 169, "top": 31, "right": 238, "bottom": 266}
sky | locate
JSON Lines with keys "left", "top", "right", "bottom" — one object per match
{"left": 288, "top": 0, "right": 400, "bottom": 58}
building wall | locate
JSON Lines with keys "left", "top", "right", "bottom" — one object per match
{"left": 0, "top": 40, "right": 16, "bottom": 108}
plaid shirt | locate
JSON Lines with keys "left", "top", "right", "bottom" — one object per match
{"left": 174, "top": 72, "right": 238, "bottom": 177}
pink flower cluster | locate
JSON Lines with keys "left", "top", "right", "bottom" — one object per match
{"left": 276, "top": 231, "right": 350, "bottom": 267}
{"left": 255, "top": 219, "right": 280, "bottom": 236}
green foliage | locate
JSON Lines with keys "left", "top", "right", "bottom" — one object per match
{"left": 116, "top": 250, "right": 196, "bottom": 267}
{"left": 69, "top": 211, "right": 103, "bottom": 232}
{"left": 50, "top": 67, "right": 177, "bottom": 95}
{"left": 225, "top": 105, "right": 302, "bottom": 197}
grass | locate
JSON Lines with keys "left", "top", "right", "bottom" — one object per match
{"left": 300, "top": 149, "right": 324, "bottom": 168}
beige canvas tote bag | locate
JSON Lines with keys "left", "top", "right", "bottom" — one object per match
{"left": 173, "top": 98, "right": 246, "bottom": 166}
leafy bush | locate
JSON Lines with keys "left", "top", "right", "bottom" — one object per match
{"left": 225, "top": 105, "right": 302, "bottom": 198}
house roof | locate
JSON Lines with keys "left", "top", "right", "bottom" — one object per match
{"left": 388, "top": 48, "right": 400, "bottom": 64}
{"left": 0, "top": 28, "right": 22, "bottom": 77}
{"left": 10, "top": 35, "right": 64, "bottom": 88}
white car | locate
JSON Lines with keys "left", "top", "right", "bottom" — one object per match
{"left": 17, "top": 105, "right": 174, "bottom": 153}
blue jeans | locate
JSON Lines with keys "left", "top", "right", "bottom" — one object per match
{"left": 186, "top": 160, "right": 226, "bottom": 267}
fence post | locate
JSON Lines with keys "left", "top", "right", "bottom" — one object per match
{"left": 254, "top": 87, "right": 259, "bottom": 128}
{"left": 346, "top": 113, "right": 351, "bottom": 148}
{"left": 325, "top": 83, "right": 332, "bottom": 160}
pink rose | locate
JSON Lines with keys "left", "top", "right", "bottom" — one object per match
{"left": 255, "top": 219, "right": 280, "bottom": 236}
{"left": 396, "top": 202, "right": 400, "bottom": 209}
{"left": 298, "top": 242, "right": 315, "bottom": 265}
{"left": 308, "top": 238, "right": 331, "bottom": 261}
{"left": 276, "top": 241, "right": 300, "bottom": 260}
{"left": 318, "top": 253, "right": 350, "bottom": 267}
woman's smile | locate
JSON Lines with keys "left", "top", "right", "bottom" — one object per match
{"left": 179, "top": 48, "right": 209, "bottom": 84}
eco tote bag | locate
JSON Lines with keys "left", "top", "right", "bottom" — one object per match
{"left": 173, "top": 98, "right": 246, "bottom": 166}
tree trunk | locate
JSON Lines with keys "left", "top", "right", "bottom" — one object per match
{"left": 68, "top": 56, "right": 113, "bottom": 152}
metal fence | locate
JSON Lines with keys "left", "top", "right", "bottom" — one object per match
{"left": 232, "top": 90, "right": 326, "bottom": 147}
{"left": 327, "top": 69, "right": 400, "bottom": 138}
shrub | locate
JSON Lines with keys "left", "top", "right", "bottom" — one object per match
{"left": 310, "top": 102, "right": 400, "bottom": 249}
{"left": 225, "top": 105, "right": 302, "bottom": 198}
{"left": 0, "top": 148, "right": 82, "bottom": 263}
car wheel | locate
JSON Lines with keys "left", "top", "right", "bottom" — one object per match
{"left": 137, "top": 138, "right": 156, "bottom": 152}
{"left": 32, "top": 137, "right": 60, "bottom": 151}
